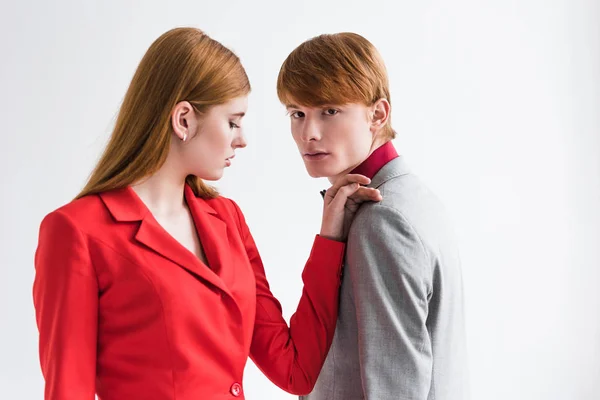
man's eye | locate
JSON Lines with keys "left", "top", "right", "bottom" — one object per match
{"left": 291, "top": 111, "right": 305, "bottom": 119}
{"left": 325, "top": 109, "right": 338, "bottom": 116}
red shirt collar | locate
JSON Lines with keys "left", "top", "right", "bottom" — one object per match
{"left": 350, "top": 141, "right": 399, "bottom": 180}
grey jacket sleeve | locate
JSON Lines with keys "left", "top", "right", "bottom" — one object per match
{"left": 347, "top": 204, "right": 433, "bottom": 400}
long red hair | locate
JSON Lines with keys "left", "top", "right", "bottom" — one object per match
{"left": 76, "top": 27, "right": 251, "bottom": 200}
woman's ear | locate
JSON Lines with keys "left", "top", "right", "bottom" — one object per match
{"left": 171, "top": 101, "right": 198, "bottom": 142}
{"left": 370, "top": 98, "right": 391, "bottom": 134}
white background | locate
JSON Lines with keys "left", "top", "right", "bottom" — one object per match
{"left": 1, "top": 0, "right": 599, "bottom": 399}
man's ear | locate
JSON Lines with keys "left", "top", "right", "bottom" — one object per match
{"left": 370, "top": 98, "right": 391, "bottom": 134}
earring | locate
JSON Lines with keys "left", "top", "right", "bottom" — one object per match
{"left": 182, "top": 132, "right": 187, "bottom": 142}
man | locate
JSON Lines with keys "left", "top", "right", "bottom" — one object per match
{"left": 277, "top": 32, "right": 470, "bottom": 399}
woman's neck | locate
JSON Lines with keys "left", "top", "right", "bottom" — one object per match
{"left": 131, "top": 166, "right": 187, "bottom": 218}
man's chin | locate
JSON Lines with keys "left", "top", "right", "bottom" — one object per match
{"left": 307, "top": 169, "right": 326, "bottom": 178}
{"left": 305, "top": 165, "right": 344, "bottom": 180}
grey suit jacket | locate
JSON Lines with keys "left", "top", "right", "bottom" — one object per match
{"left": 302, "top": 156, "right": 469, "bottom": 400}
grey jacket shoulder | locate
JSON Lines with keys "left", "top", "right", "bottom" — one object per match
{"left": 357, "top": 156, "right": 460, "bottom": 264}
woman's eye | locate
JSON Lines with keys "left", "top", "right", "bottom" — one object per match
{"left": 229, "top": 122, "right": 240, "bottom": 129}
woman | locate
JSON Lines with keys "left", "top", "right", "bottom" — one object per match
{"left": 33, "top": 27, "right": 381, "bottom": 400}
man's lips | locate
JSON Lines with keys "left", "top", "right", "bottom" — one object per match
{"left": 303, "top": 152, "right": 330, "bottom": 161}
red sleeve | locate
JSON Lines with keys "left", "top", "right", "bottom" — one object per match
{"left": 33, "top": 210, "right": 98, "bottom": 400}
{"left": 231, "top": 200, "right": 345, "bottom": 395}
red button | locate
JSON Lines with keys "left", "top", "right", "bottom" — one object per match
{"left": 230, "top": 382, "right": 242, "bottom": 397}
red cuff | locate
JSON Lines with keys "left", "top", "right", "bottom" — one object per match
{"left": 302, "top": 235, "right": 346, "bottom": 286}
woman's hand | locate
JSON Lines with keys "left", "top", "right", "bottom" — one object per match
{"left": 319, "top": 174, "right": 382, "bottom": 241}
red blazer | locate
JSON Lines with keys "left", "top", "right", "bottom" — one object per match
{"left": 33, "top": 184, "right": 345, "bottom": 400}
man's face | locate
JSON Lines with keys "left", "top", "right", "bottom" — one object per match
{"left": 286, "top": 102, "right": 375, "bottom": 180}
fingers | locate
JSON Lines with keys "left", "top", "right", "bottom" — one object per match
{"left": 331, "top": 174, "right": 371, "bottom": 191}
{"left": 325, "top": 174, "right": 371, "bottom": 200}
{"left": 349, "top": 187, "right": 382, "bottom": 203}
{"left": 332, "top": 174, "right": 371, "bottom": 190}
{"left": 320, "top": 176, "right": 383, "bottom": 241}
{"left": 326, "top": 182, "right": 360, "bottom": 210}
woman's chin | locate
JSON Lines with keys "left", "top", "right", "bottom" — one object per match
{"left": 195, "top": 169, "right": 224, "bottom": 182}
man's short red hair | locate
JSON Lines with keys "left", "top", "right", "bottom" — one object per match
{"left": 277, "top": 32, "right": 395, "bottom": 140}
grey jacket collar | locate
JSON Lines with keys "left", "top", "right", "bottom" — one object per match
{"left": 369, "top": 156, "right": 411, "bottom": 189}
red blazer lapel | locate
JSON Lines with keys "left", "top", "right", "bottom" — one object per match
{"left": 99, "top": 186, "right": 233, "bottom": 299}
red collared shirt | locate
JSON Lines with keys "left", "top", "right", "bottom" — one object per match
{"left": 351, "top": 141, "right": 399, "bottom": 180}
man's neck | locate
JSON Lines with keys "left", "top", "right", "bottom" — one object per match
{"left": 327, "top": 139, "right": 391, "bottom": 184}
